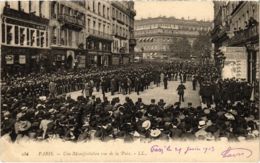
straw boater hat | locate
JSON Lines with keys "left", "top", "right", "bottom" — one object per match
{"left": 16, "top": 121, "right": 31, "bottom": 132}
{"left": 224, "top": 113, "right": 235, "bottom": 120}
{"left": 39, "top": 96, "right": 47, "bottom": 101}
{"left": 150, "top": 129, "right": 161, "bottom": 138}
{"left": 142, "top": 120, "right": 151, "bottom": 130}
{"left": 198, "top": 120, "right": 206, "bottom": 129}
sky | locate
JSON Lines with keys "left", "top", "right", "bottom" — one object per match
{"left": 134, "top": 1, "right": 214, "bottom": 21}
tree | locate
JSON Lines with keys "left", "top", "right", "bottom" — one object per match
{"left": 169, "top": 36, "right": 191, "bottom": 59}
{"left": 192, "top": 32, "right": 212, "bottom": 58}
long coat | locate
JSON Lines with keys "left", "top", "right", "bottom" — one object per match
{"left": 84, "top": 83, "right": 91, "bottom": 97}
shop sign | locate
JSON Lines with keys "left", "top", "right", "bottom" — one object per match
{"left": 112, "top": 57, "right": 120, "bottom": 65}
{"left": 5, "top": 55, "right": 14, "bottom": 64}
{"left": 78, "top": 55, "right": 86, "bottom": 68}
{"left": 5, "top": 18, "right": 46, "bottom": 30}
{"left": 19, "top": 55, "right": 26, "bottom": 64}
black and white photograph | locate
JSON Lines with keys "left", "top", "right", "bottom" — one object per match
{"left": 0, "top": 0, "right": 259, "bottom": 162}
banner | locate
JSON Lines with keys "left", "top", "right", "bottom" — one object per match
{"left": 221, "top": 47, "right": 247, "bottom": 80}
{"left": 19, "top": 55, "right": 26, "bottom": 64}
{"left": 5, "top": 55, "right": 14, "bottom": 64}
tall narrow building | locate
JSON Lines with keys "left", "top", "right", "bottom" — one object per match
{"left": 49, "top": 1, "right": 87, "bottom": 69}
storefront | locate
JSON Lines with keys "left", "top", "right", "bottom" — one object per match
{"left": 1, "top": 6, "right": 50, "bottom": 75}
{"left": 1, "top": 46, "right": 50, "bottom": 75}
{"left": 88, "top": 51, "right": 111, "bottom": 67}
{"left": 51, "top": 48, "right": 87, "bottom": 70}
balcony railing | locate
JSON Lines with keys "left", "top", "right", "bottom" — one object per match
{"left": 88, "top": 28, "right": 113, "bottom": 40}
{"left": 229, "top": 24, "right": 259, "bottom": 45}
{"left": 58, "top": 14, "right": 85, "bottom": 29}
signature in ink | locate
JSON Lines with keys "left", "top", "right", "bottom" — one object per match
{"left": 221, "top": 147, "right": 252, "bottom": 158}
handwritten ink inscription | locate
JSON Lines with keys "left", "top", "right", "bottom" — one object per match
{"left": 150, "top": 145, "right": 253, "bottom": 159}
{"left": 221, "top": 147, "right": 252, "bottom": 158}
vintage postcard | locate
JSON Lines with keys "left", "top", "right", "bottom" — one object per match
{"left": 0, "top": 0, "right": 259, "bottom": 162}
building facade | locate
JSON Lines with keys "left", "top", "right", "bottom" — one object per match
{"left": 211, "top": 1, "right": 259, "bottom": 83}
{"left": 0, "top": 1, "right": 50, "bottom": 74}
{"left": 50, "top": 1, "right": 86, "bottom": 70}
{"left": 0, "top": 0, "right": 136, "bottom": 74}
{"left": 134, "top": 17, "right": 211, "bottom": 60}
{"left": 85, "top": 0, "right": 113, "bottom": 67}
{"left": 111, "top": 1, "right": 136, "bottom": 65}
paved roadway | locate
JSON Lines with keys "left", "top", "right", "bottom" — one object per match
{"left": 67, "top": 81, "right": 201, "bottom": 108}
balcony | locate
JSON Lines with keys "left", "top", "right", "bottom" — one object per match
{"left": 211, "top": 25, "right": 230, "bottom": 43}
{"left": 58, "top": 14, "right": 85, "bottom": 30}
{"left": 229, "top": 24, "right": 259, "bottom": 46}
{"left": 88, "top": 29, "right": 113, "bottom": 41}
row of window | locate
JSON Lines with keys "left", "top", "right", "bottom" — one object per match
{"left": 51, "top": 27, "right": 84, "bottom": 47}
{"left": 230, "top": 4, "right": 257, "bottom": 31}
{"left": 87, "top": 19, "right": 111, "bottom": 35}
{"left": 5, "top": 1, "right": 47, "bottom": 18}
{"left": 112, "top": 7, "right": 130, "bottom": 26}
{"left": 87, "top": 1, "right": 110, "bottom": 19}
{"left": 141, "top": 45, "right": 169, "bottom": 51}
{"left": 87, "top": 40, "right": 111, "bottom": 52}
{"left": 135, "top": 29, "right": 198, "bottom": 37}
{"left": 86, "top": 18, "right": 130, "bottom": 38}
{"left": 112, "top": 24, "right": 129, "bottom": 38}
{"left": 2, "top": 23, "right": 48, "bottom": 48}
{"left": 136, "top": 24, "right": 210, "bottom": 31}
{"left": 216, "top": 2, "right": 258, "bottom": 32}
{"left": 51, "top": 2, "right": 85, "bottom": 22}
{"left": 113, "top": 40, "right": 128, "bottom": 53}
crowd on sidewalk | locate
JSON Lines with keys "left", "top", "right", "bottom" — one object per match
{"left": 1, "top": 61, "right": 259, "bottom": 142}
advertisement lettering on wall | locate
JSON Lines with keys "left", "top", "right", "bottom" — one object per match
{"left": 221, "top": 47, "right": 247, "bottom": 80}
{"left": 78, "top": 56, "right": 86, "bottom": 68}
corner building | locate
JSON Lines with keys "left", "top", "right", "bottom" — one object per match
{"left": 0, "top": 1, "right": 50, "bottom": 74}
{"left": 134, "top": 17, "right": 211, "bottom": 60}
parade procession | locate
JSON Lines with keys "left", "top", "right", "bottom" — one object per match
{"left": 0, "top": 1, "right": 259, "bottom": 143}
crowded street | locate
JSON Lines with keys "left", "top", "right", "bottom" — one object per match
{"left": 0, "top": 1, "right": 259, "bottom": 144}
{"left": 68, "top": 80, "right": 201, "bottom": 108}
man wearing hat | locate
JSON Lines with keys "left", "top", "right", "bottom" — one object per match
{"left": 177, "top": 82, "right": 186, "bottom": 103}
{"left": 48, "top": 80, "right": 57, "bottom": 98}
{"left": 163, "top": 74, "right": 168, "bottom": 89}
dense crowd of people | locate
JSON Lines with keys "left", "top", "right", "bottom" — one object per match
{"left": 1, "top": 61, "right": 259, "bottom": 142}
